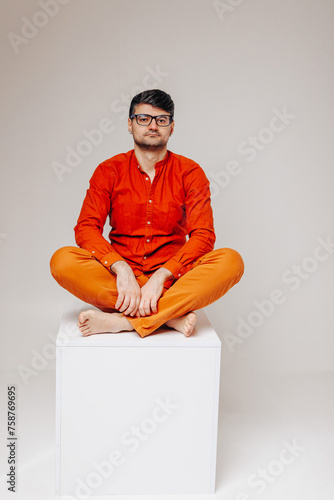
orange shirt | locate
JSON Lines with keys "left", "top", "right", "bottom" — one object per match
{"left": 74, "top": 149, "right": 215, "bottom": 283}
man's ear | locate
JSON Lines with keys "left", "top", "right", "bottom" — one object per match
{"left": 128, "top": 117, "right": 133, "bottom": 134}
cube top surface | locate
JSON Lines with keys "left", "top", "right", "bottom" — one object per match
{"left": 56, "top": 299, "right": 221, "bottom": 347}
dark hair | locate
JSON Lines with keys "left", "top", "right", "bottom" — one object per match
{"left": 129, "top": 89, "right": 174, "bottom": 119}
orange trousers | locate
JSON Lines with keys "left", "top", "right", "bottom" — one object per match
{"left": 50, "top": 246, "right": 244, "bottom": 337}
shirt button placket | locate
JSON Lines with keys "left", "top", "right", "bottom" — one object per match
{"left": 144, "top": 183, "right": 154, "bottom": 269}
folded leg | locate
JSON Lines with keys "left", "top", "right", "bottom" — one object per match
{"left": 129, "top": 248, "right": 244, "bottom": 337}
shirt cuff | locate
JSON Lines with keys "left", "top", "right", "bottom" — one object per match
{"left": 97, "top": 251, "right": 126, "bottom": 270}
{"left": 162, "top": 259, "right": 184, "bottom": 279}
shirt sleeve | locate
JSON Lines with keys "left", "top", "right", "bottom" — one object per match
{"left": 74, "top": 163, "right": 126, "bottom": 270}
{"left": 162, "top": 163, "right": 216, "bottom": 279}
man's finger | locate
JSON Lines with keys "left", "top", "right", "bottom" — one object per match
{"left": 130, "top": 304, "right": 138, "bottom": 316}
{"left": 151, "top": 298, "right": 158, "bottom": 314}
{"left": 129, "top": 297, "right": 140, "bottom": 317}
{"left": 143, "top": 300, "right": 151, "bottom": 316}
{"left": 115, "top": 292, "right": 124, "bottom": 310}
{"left": 124, "top": 296, "right": 137, "bottom": 316}
{"left": 119, "top": 295, "right": 130, "bottom": 312}
{"left": 139, "top": 299, "right": 147, "bottom": 317}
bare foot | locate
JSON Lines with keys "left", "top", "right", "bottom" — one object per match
{"left": 77, "top": 309, "right": 134, "bottom": 336}
{"left": 165, "top": 312, "right": 197, "bottom": 337}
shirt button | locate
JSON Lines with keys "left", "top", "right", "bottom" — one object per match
{"left": 149, "top": 199, "right": 152, "bottom": 203}
{"left": 105, "top": 261, "right": 108, "bottom": 264}
{"left": 143, "top": 256, "right": 147, "bottom": 260}
{"left": 147, "top": 221, "right": 151, "bottom": 225}
{"left": 178, "top": 273, "right": 181, "bottom": 277}
{"left": 146, "top": 239, "right": 150, "bottom": 242}
{"left": 92, "top": 250, "right": 95, "bottom": 254}
{"left": 146, "top": 177, "right": 149, "bottom": 181}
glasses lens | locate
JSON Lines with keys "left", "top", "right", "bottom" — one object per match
{"left": 155, "top": 115, "right": 171, "bottom": 126}
{"left": 136, "top": 114, "right": 151, "bottom": 125}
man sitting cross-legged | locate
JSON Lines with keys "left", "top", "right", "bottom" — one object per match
{"left": 50, "top": 89, "right": 244, "bottom": 338}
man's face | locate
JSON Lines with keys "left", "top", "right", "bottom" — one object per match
{"left": 128, "top": 104, "right": 174, "bottom": 151}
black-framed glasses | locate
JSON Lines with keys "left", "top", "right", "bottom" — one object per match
{"left": 130, "top": 114, "right": 173, "bottom": 127}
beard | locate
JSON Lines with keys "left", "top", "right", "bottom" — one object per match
{"left": 133, "top": 132, "right": 168, "bottom": 151}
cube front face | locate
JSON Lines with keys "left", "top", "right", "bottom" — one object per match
{"left": 56, "top": 343, "right": 221, "bottom": 495}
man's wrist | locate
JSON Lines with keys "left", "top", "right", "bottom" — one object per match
{"left": 110, "top": 260, "right": 130, "bottom": 275}
{"left": 154, "top": 267, "right": 173, "bottom": 282}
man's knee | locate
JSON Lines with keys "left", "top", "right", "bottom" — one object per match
{"left": 50, "top": 246, "right": 77, "bottom": 280}
{"left": 215, "top": 247, "right": 245, "bottom": 278}
{"left": 226, "top": 248, "right": 244, "bottom": 272}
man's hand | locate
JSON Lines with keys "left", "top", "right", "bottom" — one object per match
{"left": 110, "top": 261, "right": 141, "bottom": 317}
{"left": 138, "top": 267, "right": 173, "bottom": 317}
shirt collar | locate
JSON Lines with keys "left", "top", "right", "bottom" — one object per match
{"left": 131, "top": 149, "right": 171, "bottom": 170}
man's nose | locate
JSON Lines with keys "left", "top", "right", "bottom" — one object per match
{"left": 148, "top": 117, "right": 159, "bottom": 129}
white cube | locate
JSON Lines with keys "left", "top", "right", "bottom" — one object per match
{"left": 56, "top": 299, "right": 221, "bottom": 496}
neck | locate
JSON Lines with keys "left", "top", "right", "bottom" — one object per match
{"left": 134, "top": 145, "right": 168, "bottom": 172}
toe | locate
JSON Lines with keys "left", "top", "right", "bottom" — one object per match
{"left": 78, "top": 310, "right": 93, "bottom": 323}
{"left": 78, "top": 312, "right": 86, "bottom": 323}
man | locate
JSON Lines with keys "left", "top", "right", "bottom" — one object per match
{"left": 50, "top": 89, "right": 244, "bottom": 338}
